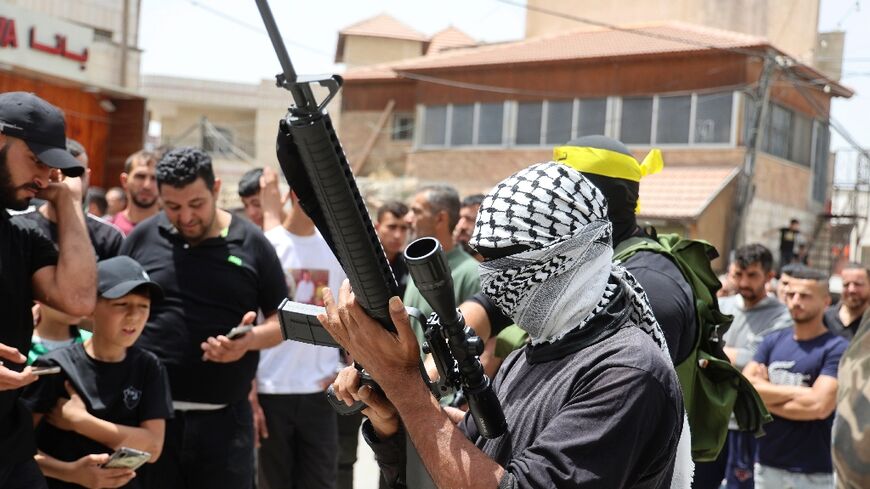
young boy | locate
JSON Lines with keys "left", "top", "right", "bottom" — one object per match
{"left": 21, "top": 256, "right": 172, "bottom": 488}
{"left": 28, "top": 303, "right": 90, "bottom": 365}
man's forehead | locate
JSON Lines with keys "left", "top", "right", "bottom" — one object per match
{"left": 729, "top": 262, "right": 764, "bottom": 273}
{"left": 841, "top": 269, "right": 869, "bottom": 282}
{"left": 159, "top": 178, "right": 210, "bottom": 198}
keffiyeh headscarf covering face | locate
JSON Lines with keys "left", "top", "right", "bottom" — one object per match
{"left": 471, "top": 162, "right": 669, "bottom": 354}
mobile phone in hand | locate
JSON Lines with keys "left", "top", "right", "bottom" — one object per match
{"left": 31, "top": 366, "right": 61, "bottom": 376}
{"left": 102, "top": 447, "right": 151, "bottom": 470}
{"left": 226, "top": 324, "right": 254, "bottom": 340}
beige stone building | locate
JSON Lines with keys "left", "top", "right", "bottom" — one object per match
{"left": 0, "top": 0, "right": 145, "bottom": 186}
{"left": 525, "top": 0, "right": 844, "bottom": 79}
{"left": 142, "top": 75, "right": 339, "bottom": 208}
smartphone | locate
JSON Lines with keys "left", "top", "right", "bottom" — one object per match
{"left": 31, "top": 366, "right": 61, "bottom": 376}
{"left": 226, "top": 324, "right": 253, "bottom": 340}
{"left": 102, "top": 447, "right": 151, "bottom": 470}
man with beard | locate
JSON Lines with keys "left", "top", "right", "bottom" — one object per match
{"left": 0, "top": 91, "right": 96, "bottom": 488}
{"left": 110, "top": 150, "right": 159, "bottom": 235}
{"left": 120, "top": 147, "right": 288, "bottom": 489}
{"left": 707, "top": 244, "right": 792, "bottom": 489}
{"left": 744, "top": 268, "right": 847, "bottom": 488}
{"left": 823, "top": 263, "right": 870, "bottom": 341}
{"left": 13, "top": 138, "right": 124, "bottom": 261}
{"left": 322, "top": 162, "right": 684, "bottom": 488}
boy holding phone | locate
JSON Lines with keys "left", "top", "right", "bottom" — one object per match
{"left": 21, "top": 256, "right": 172, "bottom": 488}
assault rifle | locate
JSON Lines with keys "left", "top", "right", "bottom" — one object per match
{"left": 254, "top": 0, "right": 505, "bottom": 438}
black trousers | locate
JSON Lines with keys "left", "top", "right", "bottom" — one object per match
{"left": 139, "top": 399, "right": 254, "bottom": 489}
{"left": 336, "top": 412, "right": 362, "bottom": 489}
{"left": 0, "top": 459, "right": 48, "bottom": 489}
{"left": 257, "top": 392, "right": 338, "bottom": 489}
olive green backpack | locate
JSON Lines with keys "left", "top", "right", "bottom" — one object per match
{"left": 614, "top": 234, "right": 771, "bottom": 462}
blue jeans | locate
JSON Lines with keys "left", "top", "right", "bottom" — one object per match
{"left": 754, "top": 464, "right": 833, "bottom": 489}
{"left": 693, "top": 430, "right": 757, "bottom": 489}
{"left": 139, "top": 399, "right": 254, "bottom": 489}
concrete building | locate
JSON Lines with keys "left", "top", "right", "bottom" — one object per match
{"left": 525, "top": 0, "right": 844, "bottom": 79}
{"left": 0, "top": 0, "right": 145, "bottom": 187}
{"left": 338, "top": 21, "right": 851, "bottom": 269}
{"left": 142, "top": 75, "right": 339, "bottom": 208}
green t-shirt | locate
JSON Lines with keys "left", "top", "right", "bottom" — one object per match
{"left": 28, "top": 326, "right": 92, "bottom": 364}
{"left": 403, "top": 246, "right": 481, "bottom": 351}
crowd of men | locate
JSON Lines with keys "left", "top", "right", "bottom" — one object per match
{"left": 1, "top": 91, "right": 867, "bottom": 489}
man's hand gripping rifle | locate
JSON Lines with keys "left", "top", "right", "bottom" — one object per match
{"left": 254, "top": 0, "right": 505, "bottom": 439}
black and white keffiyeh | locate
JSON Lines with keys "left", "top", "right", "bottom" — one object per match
{"left": 470, "top": 162, "right": 669, "bottom": 354}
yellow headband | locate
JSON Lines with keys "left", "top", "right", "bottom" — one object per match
{"left": 552, "top": 145, "right": 664, "bottom": 183}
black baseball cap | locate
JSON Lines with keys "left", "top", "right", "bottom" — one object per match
{"left": 0, "top": 92, "right": 85, "bottom": 177}
{"left": 97, "top": 256, "right": 164, "bottom": 301}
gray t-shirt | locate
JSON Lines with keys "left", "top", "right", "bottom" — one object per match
{"left": 720, "top": 294, "right": 793, "bottom": 370}
{"left": 367, "top": 326, "right": 684, "bottom": 489}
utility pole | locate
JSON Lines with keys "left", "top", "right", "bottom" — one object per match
{"left": 729, "top": 52, "right": 777, "bottom": 251}
{"left": 120, "top": 0, "right": 130, "bottom": 87}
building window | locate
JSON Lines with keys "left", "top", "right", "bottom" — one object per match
{"left": 450, "top": 104, "right": 474, "bottom": 146}
{"left": 94, "top": 28, "right": 113, "bottom": 42}
{"left": 763, "top": 104, "right": 792, "bottom": 160}
{"left": 790, "top": 113, "right": 813, "bottom": 166}
{"left": 577, "top": 98, "right": 607, "bottom": 138}
{"left": 515, "top": 102, "right": 543, "bottom": 145}
{"left": 392, "top": 114, "right": 414, "bottom": 141}
{"left": 545, "top": 100, "right": 573, "bottom": 145}
{"left": 478, "top": 103, "right": 504, "bottom": 145}
{"left": 422, "top": 105, "right": 447, "bottom": 146}
{"left": 811, "top": 121, "right": 830, "bottom": 204}
{"left": 694, "top": 92, "right": 732, "bottom": 143}
{"left": 655, "top": 95, "right": 691, "bottom": 144}
{"left": 621, "top": 97, "right": 653, "bottom": 144}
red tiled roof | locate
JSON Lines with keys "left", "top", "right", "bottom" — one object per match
{"left": 338, "top": 13, "right": 427, "bottom": 41}
{"left": 638, "top": 166, "right": 738, "bottom": 220}
{"left": 426, "top": 27, "right": 477, "bottom": 55}
{"left": 345, "top": 21, "right": 769, "bottom": 80}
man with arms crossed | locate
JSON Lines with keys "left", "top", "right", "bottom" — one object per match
{"left": 121, "top": 148, "right": 288, "bottom": 489}
{"left": 744, "top": 268, "right": 847, "bottom": 488}
{"left": 0, "top": 92, "right": 96, "bottom": 488}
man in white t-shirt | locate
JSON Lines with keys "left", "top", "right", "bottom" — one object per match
{"left": 239, "top": 167, "right": 346, "bottom": 489}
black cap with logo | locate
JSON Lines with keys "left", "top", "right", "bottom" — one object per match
{"left": 0, "top": 92, "right": 85, "bottom": 177}
{"left": 98, "top": 256, "right": 164, "bottom": 301}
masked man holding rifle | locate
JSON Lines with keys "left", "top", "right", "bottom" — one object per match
{"left": 321, "top": 162, "right": 685, "bottom": 489}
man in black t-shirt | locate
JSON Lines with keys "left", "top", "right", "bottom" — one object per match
{"left": 22, "top": 256, "right": 172, "bottom": 489}
{"left": 12, "top": 138, "right": 124, "bottom": 261}
{"left": 1, "top": 92, "right": 96, "bottom": 489}
{"left": 120, "top": 148, "right": 288, "bottom": 489}
{"left": 823, "top": 263, "right": 870, "bottom": 341}
{"left": 778, "top": 219, "right": 800, "bottom": 270}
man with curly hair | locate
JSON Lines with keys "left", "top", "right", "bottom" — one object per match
{"left": 120, "top": 147, "right": 288, "bottom": 489}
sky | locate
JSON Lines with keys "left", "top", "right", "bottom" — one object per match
{"left": 139, "top": 0, "right": 870, "bottom": 154}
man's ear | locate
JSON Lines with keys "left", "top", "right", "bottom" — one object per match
{"left": 212, "top": 177, "right": 222, "bottom": 197}
{"left": 120, "top": 172, "right": 128, "bottom": 188}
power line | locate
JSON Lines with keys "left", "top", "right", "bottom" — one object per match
{"left": 186, "top": 0, "right": 334, "bottom": 59}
